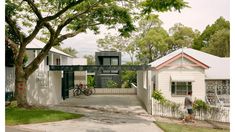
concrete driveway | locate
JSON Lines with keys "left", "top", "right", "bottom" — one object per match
{"left": 12, "top": 95, "right": 163, "bottom": 132}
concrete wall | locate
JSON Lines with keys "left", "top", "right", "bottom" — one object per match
{"left": 27, "top": 70, "right": 63, "bottom": 106}
{"left": 25, "top": 50, "right": 64, "bottom": 105}
{"left": 137, "top": 70, "right": 152, "bottom": 114}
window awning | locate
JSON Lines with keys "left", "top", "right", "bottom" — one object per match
{"left": 170, "top": 75, "right": 195, "bottom": 82}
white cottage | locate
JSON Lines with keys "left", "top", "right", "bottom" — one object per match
{"left": 138, "top": 48, "right": 230, "bottom": 106}
{"left": 6, "top": 39, "right": 87, "bottom": 106}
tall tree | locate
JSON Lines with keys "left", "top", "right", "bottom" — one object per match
{"left": 201, "top": 29, "right": 230, "bottom": 57}
{"left": 136, "top": 27, "right": 169, "bottom": 63}
{"left": 192, "top": 17, "right": 230, "bottom": 50}
{"left": 135, "top": 14, "right": 169, "bottom": 63}
{"left": 168, "top": 23, "right": 200, "bottom": 51}
{"left": 5, "top": 0, "right": 188, "bottom": 107}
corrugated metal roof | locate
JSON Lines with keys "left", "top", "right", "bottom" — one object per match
{"left": 26, "top": 39, "right": 73, "bottom": 57}
{"left": 150, "top": 48, "right": 230, "bottom": 80}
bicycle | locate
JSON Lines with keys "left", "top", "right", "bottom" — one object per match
{"left": 73, "top": 83, "right": 92, "bottom": 96}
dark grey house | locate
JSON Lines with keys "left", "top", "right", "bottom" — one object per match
{"left": 95, "top": 51, "right": 121, "bottom": 88}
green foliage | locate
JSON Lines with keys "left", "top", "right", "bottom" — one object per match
{"left": 106, "top": 80, "right": 118, "bottom": 88}
{"left": 136, "top": 27, "right": 169, "bottom": 63}
{"left": 6, "top": 106, "right": 83, "bottom": 125}
{"left": 192, "top": 17, "right": 230, "bottom": 51}
{"left": 121, "top": 70, "right": 137, "bottom": 88}
{"left": 140, "top": 0, "right": 188, "bottom": 14}
{"left": 152, "top": 90, "right": 180, "bottom": 110}
{"left": 155, "top": 121, "right": 229, "bottom": 132}
{"left": 193, "top": 99, "right": 210, "bottom": 111}
{"left": 23, "top": 54, "right": 29, "bottom": 65}
{"left": 201, "top": 29, "right": 230, "bottom": 57}
{"left": 152, "top": 90, "right": 165, "bottom": 102}
{"left": 168, "top": 23, "right": 200, "bottom": 50}
{"left": 87, "top": 75, "right": 95, "bottom": 87}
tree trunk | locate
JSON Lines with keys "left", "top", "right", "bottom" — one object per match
{"left": 15, "top": 65, "right": 28, "bottom": 107}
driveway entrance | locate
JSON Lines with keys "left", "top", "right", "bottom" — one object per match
{"left": 15, "top": 95, "right": 163, "bottom": 132}
{"left": 59, "top": 95, "right": 147, "bottom": 115}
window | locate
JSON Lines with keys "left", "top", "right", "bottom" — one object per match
{"left": 171, "top": 82, "right": 192, "bottom": 96}
{"left": 111, "top": 58, "right": 118, "bottom": 65}
{"left": 103, "top": 58, "right": 110, "bottom": 65}
{"left": 56, "top": 58, "right": 60, "bottom": 65}
{"left": 101, "top": 57, "right": 119, "bottom": 74}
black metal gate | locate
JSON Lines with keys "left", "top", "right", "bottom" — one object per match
{"left": 62, "top": 71, "right": 74, "bottom": 100}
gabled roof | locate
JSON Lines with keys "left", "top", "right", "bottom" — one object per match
{"left": 26, "top": 39, "right": 73, "bottom": 57}
{"left": 150, "top": 48, "right": 230, "bottom": 80}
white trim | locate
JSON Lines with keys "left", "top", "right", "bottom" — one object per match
{"left": 170, "top": 75, "right": 195, "bottom": 82}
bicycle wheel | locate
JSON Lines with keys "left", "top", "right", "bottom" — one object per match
{"left": 83, "top": 88, "right": 92, "bottom": 96}
{"left": 73, "top": 88, "right": 81, "bottom": 96}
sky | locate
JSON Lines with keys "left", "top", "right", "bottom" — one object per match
{"left": 61, "top": 0, "right": 230, "bottom": 62}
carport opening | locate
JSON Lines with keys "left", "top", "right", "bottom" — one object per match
{"left": 50, "top": 65, "right": 150, "bottom": 100}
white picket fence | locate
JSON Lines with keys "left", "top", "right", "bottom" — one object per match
{"left": 152, "top": 99, "right": 229, "bottom": 123}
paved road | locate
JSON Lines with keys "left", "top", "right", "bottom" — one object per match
{"left": 7, "top": 95, "right": 163, "bottom": 132}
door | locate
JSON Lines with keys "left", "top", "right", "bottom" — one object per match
{"left": 62, "top": 71, "right": 74, "bottom": 99}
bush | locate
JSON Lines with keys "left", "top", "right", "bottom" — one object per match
{"left": 87, "top": 75, "right": 95, "bottom": 87}
{"left": 193, "top": 99, "right": 209, "bottom": 111}
{"left": 106, "top": 80, "right": 118, "bottom": 88}
{"left": 152, "top": 90, "right": 180, "bottom": 111}
{"left": 152, "top": 90, "right": 165, "bottom": 103}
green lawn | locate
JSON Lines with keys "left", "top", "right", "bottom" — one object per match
{"left": 6, "top": 106, "right": 83, "bottom": 125}
{"left": 155, "top": 121, "right": 229, "bottom": 132}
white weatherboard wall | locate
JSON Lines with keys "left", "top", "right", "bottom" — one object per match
{"left": 26, "top": 50, "right": 64, "bottom": 105}
{"left": 155, "top": 58, "right": 206, "bottom": 104}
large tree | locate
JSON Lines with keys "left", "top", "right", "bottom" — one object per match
{"left": 135, "top": 14, "right": 169, "bottom": 63}
{"left": 201, "top": 29, "right": 230, "bottom": 57}
{"left": 168, "top": 23, "right": 200, "bottom": 51}
{"left": 192, "top": 17, "right": 230, "bottom": 50}
{"left": 5, "top": 0, "right": 188, "bottom": 107}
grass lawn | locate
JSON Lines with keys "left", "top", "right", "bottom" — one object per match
{"left": 6, "top": 106, "right": 83, "bottom": 125}
{"left": 155, "top": 121, "right": 229, "bottom": 132}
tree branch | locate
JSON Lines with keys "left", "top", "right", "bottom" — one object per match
{"left": 57, "top": 30, "right": 84, "bottom": 42}
{"left": 55, "top": 1, "right": 100, "bottom": 37}
{"left": 24, "top": 20, "right": 43, "bottom": 45}
{"left": 43, "top": 0, "right": 85, "bottom": 21}
{"left": 24, "top": 0, "right": 43, "bottom": 19}
{"left": 5, "top": 16, "right": 24, "bottom": 44}
{"left": 24, "top": 39, "right": 54, "bottom": 77}
{"left": 57, "top": 21, "right": 104, "bottom": 42}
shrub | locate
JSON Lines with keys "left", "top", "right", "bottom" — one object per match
{"left": 152, "top": 90, "right": 165, "bottom": 103}
{"left": 193, "top": 99, "right": 209, "bottom": 111}
{"left": 106, "top": 80, "right": 118, "bottom": 88}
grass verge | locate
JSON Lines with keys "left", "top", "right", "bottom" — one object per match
{"left": 155, "top": 121, "right": 229, "bottom": 132}
{"left": 6, "top": 105, "right": 83, "bottom": 125}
